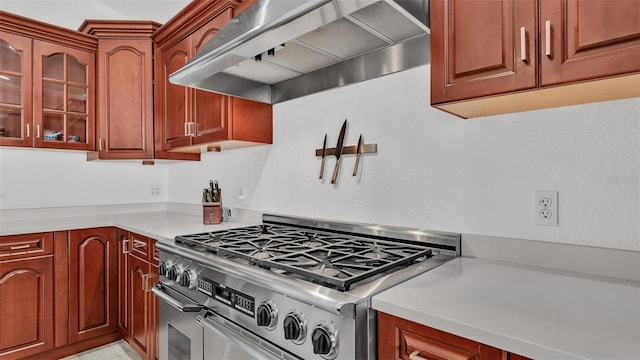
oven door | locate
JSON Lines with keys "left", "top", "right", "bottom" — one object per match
{"left": 197, "top": 309, "right": 289, "bottom": 360}
{"left": 152, "top": 283, "right": 205, "bottom": 360}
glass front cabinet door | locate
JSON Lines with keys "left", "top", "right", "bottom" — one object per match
{"left": 0, "top": 31, "right": 32, "bottom": 147}
{"left": 33, "top": 40, "right": 94, "bottom": 150}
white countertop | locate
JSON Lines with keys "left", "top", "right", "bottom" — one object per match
{"left": 372, "top": 257, "right": 640, "bottom": 360}
{"left": 0, "top": 209, "right": 258, "bottom": 241}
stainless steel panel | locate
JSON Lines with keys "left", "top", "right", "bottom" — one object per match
{"left": 159, "top": 300, "right": 204, "bottom": 360}
{"left": 170, "top": 0, "right": 430, "bottom": 104}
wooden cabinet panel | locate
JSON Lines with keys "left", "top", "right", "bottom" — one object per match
{"left": 378, "top": 312, "right": 532, "bottom": 360}
{"left": 540, "top": 0, "right": 640, "bottom": 86}
{"left": 431, "top": 0, "right": 537, "bottom": 104}
{"left": 0, "top": 232, "right": 52, "bottom": 261}
{"left": 128, "top": 254, "right": 151, "bottom": 357}
{"left": 117, "top": 230, "right": 130, "bottom": 338}
{"left": 32, "top": 40, "right": 95, "bottom": 151}
{"left": 0, "top": 256, "right": 54, "bottom": 359}
{"left": 158, "top": 39, "right": 191, "bottom": 150}
{"left": 0, "top": 30, "right": 33, "bottom": 147}
{"left": 190, "top": 9, "right": 231, "bottom": 145}
{"left": 431, "top": 0, "right": 640, "bottom": 118}
{"left": 68, "top": 228, "right": 117, "bottom": 343}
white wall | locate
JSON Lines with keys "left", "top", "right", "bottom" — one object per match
{"left": 1, "top": 0, "right": 187, "bottom": 29}
{"left": 0, "top": 148, "right": 169, "bottom": 209}
{"left": 169, "top": 65, "right": 640, "bottom": 251}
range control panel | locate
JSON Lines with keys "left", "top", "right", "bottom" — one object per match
{"left": 197, "top": 277, "right": 255, "bottom": 317}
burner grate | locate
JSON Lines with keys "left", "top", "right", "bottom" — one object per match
{"left": 176, "top": 224, "right": 433, "bottom": 291}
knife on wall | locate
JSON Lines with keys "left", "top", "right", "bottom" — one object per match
{"left": 319, "top": 133, "right": 327, "bottom": 179}
{"left": 331, "top": 119, "right": 347, "bottom": 184}
{"left": 352, "top": 134, "right": 363, "bottom": 176}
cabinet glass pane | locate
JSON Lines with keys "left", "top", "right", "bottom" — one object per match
{"left": 0, "top": 40, "right": 21, "bottom": 73}
{"left": 43, "top": 113, "right": 64, "bottom": 141}
{"left": 0, "top": 107, "right": 22, "bottom": 139}
{"left": 68, "top": 56, "right": 86, "bottom": 84}
{"left": 68, "top": 86, "right": 87, "bottom": 113}
{"left": 43, "top": 53, "right": 64, "bottom": 80}
{"left": 68, "top": 115, "right": 87, "bottom": 143}
{"left": 43, "top": 81, "right": 64, "bottom": 110}
{"left": 0, "top": 74, "right": 21, "bottom": 105}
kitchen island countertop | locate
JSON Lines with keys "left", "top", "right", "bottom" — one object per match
{"left": 372, "top": 257, "right": 640, "bottom": 360}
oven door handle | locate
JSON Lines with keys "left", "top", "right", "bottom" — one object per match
{"left": 151, "top": 283, "right": 203, "bottom": 313}
{"left": 197, "top": 309, "right": 280, "bottom": 360}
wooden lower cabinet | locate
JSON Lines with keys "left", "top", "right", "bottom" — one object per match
{"left": 119, "top": 231, "right": 159, "bottom": 360}
{"left": 0, "top": 255, "right": 54, "bottom": 359}
{"left": 378, "top": 312, "right": 531, "bottom": 360}
{"left": 68, "top": 228, "right": 118, "bottom": 343}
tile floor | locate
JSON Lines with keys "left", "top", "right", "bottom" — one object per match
{"left": 61, "top": 340, "right": 141, "bottom": 360}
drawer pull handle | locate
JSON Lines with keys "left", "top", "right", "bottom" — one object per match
{"left": 122, "top": 238, "right": 130, "bottom": 254}
{"left": 10, "top": 244, "right": 31, "bottom": 250}
{"left": 409, "top": 351, "right": 427, "bottom": 360}
{"left": 545, "top": 20, "right": 552, "bottom": 56}
{"left": 133, "top": 240, "right": 147, "bottom": 249}
{"left": 520, "top": 26, "right": 527, "bottom": 61}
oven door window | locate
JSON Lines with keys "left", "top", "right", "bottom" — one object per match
{"left": 168, "top": 324, "right": 191, "bottom": 360}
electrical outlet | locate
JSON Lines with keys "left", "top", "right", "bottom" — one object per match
{"left": 534, "top": 191, "right": 558, "bottom": 226}
{"left": 151, "top": 185, "right": 162, "bottom": 197}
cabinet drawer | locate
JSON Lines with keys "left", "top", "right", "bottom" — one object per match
{"left": 0, "top": 232, "right": 53, "bottom": 260}
{"left": 129, "top": 233, "right": 150, "bottom": 260}
{"left": 149, "top": 238, "right": 159, "bottom": 266}
{"left": 400, "top": 330, "right": 478, "bottom": 360}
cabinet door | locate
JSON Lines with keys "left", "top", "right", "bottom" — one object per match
{"left": 158, "top": 39, "right": 191, "bottom": 150}
{"left": 117, "top": 230, "right": 130, "bottom": 338}
{"left": 128, "top": 254, "right": 151, "bottom": 357}
{"left": 96, "top": 38, "right": 153, "bottom": 159}
{"left": 540, "top": 0, "right": 640, "bottom": 86}
{"left": 0, "top": 256, "right": 54, "bottom": 359}
{"left": 68, "top": 228, "right": 117, "bottom": 343}
{"left": 0, "top": 31, "right": 33, "bottom": 147}
{"left": 33, "top": 40, "right": 95, "bottom": 151}
{"left": 191, "top": 9, "right": 232, "bottom": 145}
{"left": 378, "top": 312, "right": 505, "bottom": 360}
{"left": 430, "top": 0, "right": 537, "bottom": 104}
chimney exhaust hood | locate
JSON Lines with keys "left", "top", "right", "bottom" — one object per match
{"left": 169, "top": 0, "right": 430, "bottom": 104}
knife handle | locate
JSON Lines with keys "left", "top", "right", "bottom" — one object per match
{"left": 352, "top": 154, "right": 360, "bottom": 176}
{"left": 320, "top": 158, "right": 325, "bottom": 179}
{"left": 331, "top": 159, "right": 340, "bottom": 184}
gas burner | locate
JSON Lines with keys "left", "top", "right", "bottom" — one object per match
{"left": 175, "top": 223, "right": 439, "bottom": 291}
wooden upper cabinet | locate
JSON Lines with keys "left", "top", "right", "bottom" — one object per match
{"left": 0, "top": 30, "right": 32, "bottom": 147}
{"left": 68, "top": 228, "right": 117, "bottom": 343}
{"left": 430, "top": 0, "right": 640, "bottom": 118}
{"left": 33, "top": 40, "right": 95, "bottom": 150}
{"left": 539, "top": 0, "right": 640, "bottom": 86}
{"left": 154, "top": 1, "right": 272, "bottom": 156}
{"left": 0, "top": 11, "right": 97, "bottom": 150}
{"left": 430, "top": 0, "right": 537, "bottom": 104}
{"left": 80, "top": 21, "right": 160, "bottom": 161}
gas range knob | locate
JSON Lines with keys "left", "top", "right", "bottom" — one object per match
{"left": 166, "top": 265, "right": 179, "bottom": 281}
{"left": 179, "top": 269, "right": 196, "bottom": 288}
{"left": 256, "top": 302, "right": 277, "bottom": 330}
{"left": 312, "top": 324, "right": 338, "bottom": 358}
{"left": 157, "top": 261, "right": 169, "bottom": 276}
{"left": 283, "top": 312, "right": 305, "bottom": 344}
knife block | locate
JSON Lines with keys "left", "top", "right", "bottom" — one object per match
{"left": 203, "top": 189, "right": 222, "bottom": 224}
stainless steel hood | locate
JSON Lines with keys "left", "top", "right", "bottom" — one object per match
{"left": 169, "top": 0, "right": 430, "bottom": 104}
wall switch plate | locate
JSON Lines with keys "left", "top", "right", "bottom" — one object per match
{"left": 151, "top": 185, "right": 162, "bottom": 197}
{"left": 534, "top": 191, "right": 558, "bottom": 226}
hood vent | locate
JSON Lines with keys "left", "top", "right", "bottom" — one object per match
{"left": 169, "top": 0, "right": 430, "bottom": 104}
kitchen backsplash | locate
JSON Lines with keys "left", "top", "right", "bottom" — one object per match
{"left": 1, "top": 65, "right": 638, "bottom": 251}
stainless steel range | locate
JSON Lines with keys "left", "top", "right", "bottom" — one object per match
{"left": 153, "top": 214, "right": 461, "bottom": 360}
